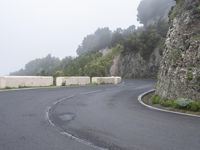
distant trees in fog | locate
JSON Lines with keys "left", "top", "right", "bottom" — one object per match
{"left": 137, "top": 0, "right": 175, "bottom": 26}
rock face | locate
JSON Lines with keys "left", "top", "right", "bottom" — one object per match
{"left": 110, "top": 47, "right": 162, "bottom": 78}
{"left": 156, "top": 0, "right": 200, "bottom": 100}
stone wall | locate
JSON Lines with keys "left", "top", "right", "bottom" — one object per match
{"left": 0, "top": 76, "right": 53, "bottom": 88}
{"left": 156, "top": 0, "right": 200, "bottom": 100}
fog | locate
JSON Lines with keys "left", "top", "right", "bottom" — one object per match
{"left": 0, "top": 0, "right": 141, "bottom": 75}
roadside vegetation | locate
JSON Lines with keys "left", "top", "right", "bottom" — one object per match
{"left": 145, "top": 93, "right": 200, "bottom": 112}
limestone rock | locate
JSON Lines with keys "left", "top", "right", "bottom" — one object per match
{"left": 156, "top": 0, "right": 200, "bottom": 100}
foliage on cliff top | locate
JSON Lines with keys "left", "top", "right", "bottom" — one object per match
{"left": 76, "top": 28, "right": 112, "bottom": 55}
{"left": 11, "top": 20, "right": 168, "bottom": 77}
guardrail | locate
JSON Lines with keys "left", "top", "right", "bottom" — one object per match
{"left": 0, "top": 76, "right": 53, "bottom": 88}
{"left": 0, "top": 76, "right": 122, "bottom": 89}
{"left": 56, "top": 76, "right": 90, "bottom": 86}
{"left": 91, "top": 77, "right": 122, "bottom": 85}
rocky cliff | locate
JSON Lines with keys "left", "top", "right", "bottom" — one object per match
{"left": 110, "top": 0, "right": 174, "bottom": 79}
{"left": 110, "top": 47, "right": 162, "bottom": 78}
{"left": 156, "top": 0, "right": 200, "bottom": 100}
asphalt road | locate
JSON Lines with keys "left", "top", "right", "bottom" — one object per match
{"left": 0, "top": 80, "right": 200, "bottom": 150}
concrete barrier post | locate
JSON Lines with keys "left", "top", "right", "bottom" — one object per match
{"left": 0, "top": 77, "right": 6, "bottom": 89}
{"left": 92, "top": 77, "right": 122, "bottom": 85}
{"left": 56, "top": 76, "right": 90, "bottom": 86}
{"left": 0, "top": 76, "right": 53, "bottom": 88}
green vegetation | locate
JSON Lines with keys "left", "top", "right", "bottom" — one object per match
{"left": 169, "top": 0, "right": 184, "bottom": 21}
{"left": 151, "top": 95, "right": 161, "bottom": 104}
{"left": 187, "top": 71, "right": 193, "bottom": 81}
{"left": 83, "top": 45, "right": 122, "bottom": 77}
{"left": 196, "top": 5, "right": 200, "bottom": 13}
{"left": 151, "top": 95, "right": 200, "bottom": 112}
{"left": 12, "top": 21, "right": 167, "bottom": 78}
{"left": 169, "top": 6, "right": 177, "bottom": 21}
{"left": 76, "top": 28, "right": 112, "bottom": 55}
{"left": 11, "top": 54, "right": 60, "bottom": 76}
{"left": 194, "top": 33, "right": 200, "bottom": 40}
{"left": 187, "top": 101, "right": 200, "bottom": 112}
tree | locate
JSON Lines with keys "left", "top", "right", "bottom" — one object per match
{"left": 11, "top": 54, "right": 60, "bottom": 76}
{"left": 137, "top": 0, "right": 175, "bottom": 26}
{"left": 76, "top": 28, "right": 112, "bottom": 55}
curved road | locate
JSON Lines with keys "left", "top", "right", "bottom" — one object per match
{"left": 0, "top": 80, "right": 200, "bottom": 150}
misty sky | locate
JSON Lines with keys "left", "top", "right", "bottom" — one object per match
{"left": 0, "top": 0, "right": 141, "bottom": 75}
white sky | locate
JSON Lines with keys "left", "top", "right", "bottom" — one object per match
{"left": 0, "top": 0, "right": 141, "bottom": 75}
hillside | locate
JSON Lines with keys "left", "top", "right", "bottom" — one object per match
{"left": 11, "top": 0, "right": 174, "bottom": 79}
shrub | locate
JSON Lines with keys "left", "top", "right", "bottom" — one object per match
{"left": 175, "top": 98, "right": 193, "bottom": 109}
{"left": 151, "top": 95, "right": 161, "bottom": 104}
{"left": 197, "top": 5, "right": 200, "bottom": 13}
{"left": 187, "top": 101, "right": 200, "bottom": 112}
{"left": 150, "top": 95, "right": 200, "bottom": 112}
{"left": 160, "top": 99, "right": 175, "bottom": 107}
{"left": 169, "top": 6, "right": 177, "bottom": 20}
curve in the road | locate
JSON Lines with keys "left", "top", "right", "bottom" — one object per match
{"left": 1, "top": 80, "right": 200, "bottom": 150}
{"left": 0, "top": 84, "right": 116, "bottom": 150}
{"left": 49, "top": 80, "right": 200, "bottom": 150}
{"left": 46, "top": 91, "right": 108, "bottom": 150}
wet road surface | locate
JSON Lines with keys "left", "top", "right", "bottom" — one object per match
{"left": 0, "top": 80, "right": 200, "bottom": 150}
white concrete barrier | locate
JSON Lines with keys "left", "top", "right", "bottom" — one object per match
{"left": 92, "top": 76, "right": 122, "bottom": 85}
{"left": 0, "top": 76, "right": 53, "bottom": 89}
{"left": 114, "top": 76, "right": 122, "bottom": 84}
{"left": 0, "top": 77, "right": 6, "bottom": 89}
{"left": 56, "top": 76, "right": 90, "bottom": 86}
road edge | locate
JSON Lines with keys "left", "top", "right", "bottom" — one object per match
{"left": 0, "top": 86, "right": 60, "bottom": 93}
{"left": 138, "top": 89, "right": 200, "bottom": 118}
